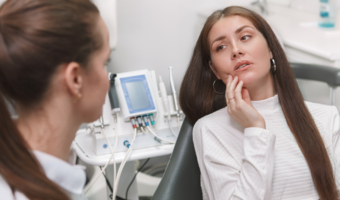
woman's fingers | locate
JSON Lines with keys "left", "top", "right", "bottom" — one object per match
{"left": 227, "top": 76, "right": 238, "bottom": 100}
{"left": 225, "top": 75, "right": 233, "bottom": 102}
{"left": 234, "top": 80, "right": 243, "bottom": 103}
{"left": 225, "top": 75, "right": 233, "bottom": 95}
{"left": 226, "top": 76, "right": 239, "bottom": 113}
{"left": 224, "top": 76, "right": 266, "bottom": 129}
{"left": 226, "top": 74, "right": 232, "bottom": 86}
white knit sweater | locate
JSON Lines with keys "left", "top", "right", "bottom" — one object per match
{"left": 193, "top": 95, "right": 340, "bottom": 200}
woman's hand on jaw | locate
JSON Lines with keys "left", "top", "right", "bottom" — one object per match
{"left": 226, "top": 75, "right": 266, "bottom": 129}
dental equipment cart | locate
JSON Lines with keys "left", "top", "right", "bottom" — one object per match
{"left": 73, "top": 69, "right": 183, "bottom": 200}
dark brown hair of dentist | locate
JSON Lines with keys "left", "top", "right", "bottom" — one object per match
{"left": 0, "top": 0, "right": 102, "bottom": 199}
{"left": 179, "top": 6, "right": 338, "bottom": 200}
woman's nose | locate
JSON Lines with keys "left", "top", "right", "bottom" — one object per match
{"left": 231, "top": 43, "right": 244, "bottom": 59}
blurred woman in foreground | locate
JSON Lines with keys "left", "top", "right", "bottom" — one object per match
{"left": 0, "top": 0, "right": 110, "bottom": 199}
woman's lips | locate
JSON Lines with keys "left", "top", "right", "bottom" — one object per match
{"left": 234, "top": 63, "right": 253, "bottom": 72}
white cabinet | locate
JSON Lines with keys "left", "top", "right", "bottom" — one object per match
{"left": 264, "top": 4, "right": 340, "bottom": 107}
{"left": 264, "top": 4, "right": 340, "bottom": 68}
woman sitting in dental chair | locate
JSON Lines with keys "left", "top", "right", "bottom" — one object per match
{"left": 179, "top": 6, "right": 340, "bottom": 200}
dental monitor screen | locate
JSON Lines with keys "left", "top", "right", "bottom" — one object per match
{"left": 120, "top": 75, "right": 155, "bottom": 114}
{"left": 125, "top": 81, "right": 150, "bottom": 110}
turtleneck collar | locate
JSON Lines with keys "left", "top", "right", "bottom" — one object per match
{"left": 251, "top": 94, "right": 279, "bottom": 111}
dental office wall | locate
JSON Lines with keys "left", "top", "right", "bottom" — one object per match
{"left": 109, "top": 0, "right": 340, "bottom": 110}
{"left": 108, "top": 0, "right": 255, "bottom": 95}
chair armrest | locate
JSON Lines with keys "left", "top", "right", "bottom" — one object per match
{"left": 290, "top": 62, "right": 340, "bottom": 87}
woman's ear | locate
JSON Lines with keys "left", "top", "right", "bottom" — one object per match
{"left": 64, "top": 62, "right": 83, "bottom": 98}
{"left": 209, "top": 61, "right": 221, "bottom": 79}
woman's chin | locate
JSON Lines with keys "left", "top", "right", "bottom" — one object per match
{"left": 82, "top": 109, "right": 102, "bottom": 123}
{"left": 238, "top": 72, "right": 257, "bottom": 87}
{"left": 239, "top": 78, "right": 253, "bottom": 88}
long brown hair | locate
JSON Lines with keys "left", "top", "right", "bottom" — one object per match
{"left": 180, "top": 6, "right": 338, "bottom": 200}
{"left": 0, "top": 0, "right": 101, "bottom": 199}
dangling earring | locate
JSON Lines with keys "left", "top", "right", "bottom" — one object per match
{"left": 213, "top": 79, "right": 225, "bottom": 95}
{"left": 271, "top": 59, "right": 276, "bottom": 73}
{"left": 74, "top": 93, "right": 82, "bottom": 103}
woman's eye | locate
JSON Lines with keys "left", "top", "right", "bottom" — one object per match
{"left": 216, "top": 45, "right": 226, "bottom": 52}
{"left": 241, "top": 35, "right": 251, "bottom": 41}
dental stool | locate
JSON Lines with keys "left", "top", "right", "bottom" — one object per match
{"left": 290, "top": 62, "right": 340, "bottom": 105}
{"left": 152, "top": 117, "right": 203, "bottom": 200}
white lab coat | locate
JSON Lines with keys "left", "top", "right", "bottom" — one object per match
{"left": 0, "top": 150, "right": 87, "bottom": 200}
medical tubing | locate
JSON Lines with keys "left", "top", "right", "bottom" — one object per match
{"left": 113, "top": 149, "right": 132, "bottom": 198}
{"left": 113, "top": 131, "right": 135, "bottom": 198}
{"left": 113, "top": 128, "right": 137, "bottom": 199}
{"left": 102, "top": 128, "right": 115, "bottom": 169}
{"left": 112, "top": 114, "right": 119, "bottom": 195}
{"left": 168, "top": 118, "right": 178, "bottom": 137}
{"left": 85, "top": 151, "right": 114, "bottom": 194}
{"left": 102, "top": 117, "right": 119, "bottom": 196}
{"left": 125, "top": 158, "right": 151, "bottom": 199}
{"left": 85, "top": 116, "right": 119, "bottom": 195}
{"left": 99, "top": 166, "right": 113, "bottom": 192}
{"left": 116, "top": 149, "right": 133, "bottom": 198}
{"left": 146, "top": 126, "right": 174, "bottom": 144}
{"left": 113, "top": 153, "right": 130, "bottom": 198}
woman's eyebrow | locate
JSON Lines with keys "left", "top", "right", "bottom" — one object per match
{"left": 235, "top": 25, "right": 254, "bottom": 34}
{"left": 210, "top": 36, "right": 226, "bottom": 49}
{"left": 210, "top": 26, "right": 254, "bottom": 48}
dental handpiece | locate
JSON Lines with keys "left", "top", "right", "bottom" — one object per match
{"left": 159, "top": 76, "right": 170, "bottom": 115}
{"left": 169, "top": 66, "right": 180, "bottom": 117}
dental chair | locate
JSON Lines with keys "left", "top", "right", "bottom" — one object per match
{"left": 152, "top": 117, "right": 203, "bottom": 200}
{"left": 152, "top": 63, "right": 340, "bottom": 200}
{"left": 290, "top": 62, "right": 340, "bottom": 105}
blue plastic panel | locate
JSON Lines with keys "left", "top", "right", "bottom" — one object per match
{"left": 120, "top": 75, "right": 155, "bottom": 114}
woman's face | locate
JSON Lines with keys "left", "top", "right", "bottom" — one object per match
{"left": 208, "top": 15, "right": 273, "bottom": 88}
{"left": 80, "top": 16, "right": 110, "bottom": 122}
